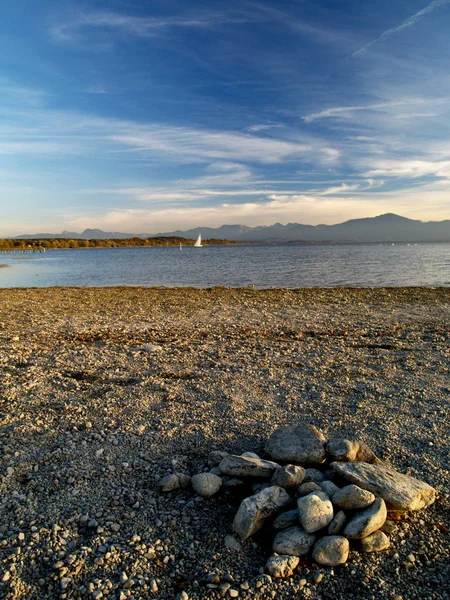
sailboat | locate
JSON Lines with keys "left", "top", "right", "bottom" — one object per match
{"left": 179, "top": 242, "right": 182, "bottom": 252}
{"left": 194, "top": 233, "right": 203, "bottom": 247}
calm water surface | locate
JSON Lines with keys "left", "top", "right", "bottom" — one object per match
{"left": 0, "top": 243, "right": 449, "bottom": 288}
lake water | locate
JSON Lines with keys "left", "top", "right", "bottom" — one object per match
{"left": 0, "top": 243, "right": 449, "bottom": 288}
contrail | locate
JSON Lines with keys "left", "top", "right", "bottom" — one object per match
{"left": 353, "top": 0, "right": 450, "bottom": 56}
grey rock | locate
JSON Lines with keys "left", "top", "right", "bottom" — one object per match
{"left": 224, "top": 534, "right": 242, "bottom": 552}
{"left": 344, "top": 498, "right": 387, "bottom": 539}
{"left": 191, "top": 473, "right": 222, "bottom": 498}
{"left": 331, "top": 462, "right": 436, "bottom": 511}
{"left": 312, "top": 536, "right": 349, "bottom": 566}
{"left": 354, "top": 441, "right": 381, "bottom": 464}
{"left": 222, "top": 477, "right": 245, "bottom": 489}
{"left": 241, "top": 452, "right": 260, "bottom": 459}
{"left": 327, "top": 510, "right": 346, "bottom": 535}
{"left": 219, "top": 455, "right": 280, "bottom": 479}
{"left": 233, "top": 486, "right": 291, "bottom": 540}
{"left": 380, "top": 520, "right": 397, "bottom": 535}
{"left": 359, "top": 530, "right": 390, "bottom": 552}
{"left": 297, "top": 491, "right": 334, "bottom": 533}
{"left": 271, "top": 465, "right": 306, "bottom": 490}
{"left": 209, "top": 467, "right": 222, "bottom": 476}
{"left": 273, "top": 509, "right": 299, "bottom": 531}
{"left": 326, "top": 438, "right": 359, "bottom": 462}
{"left": 252, "top": 482, "right": 271, "bottom": 494}
{"left": 320, "top": 481, "right": 340, "bottom": 497}
{"left": 265, "top": 425, "right": 326, "bottom": 465}
{"left": 208, "top": 450, "right": 229, "bottom": 468}
{"left": 265, "top": 555, "right": 299, "bottom": 579}
{"left": 273, "top": 526, "right": 316, "bottom": 556}
{"left": 332, "top": 484, "right": 375, "bottom": 510}
{"left": 160, "top": 474, "right": 181, "bottom": 492}
{"left": 177, "top": 473, "right": 192, "bottom": 488}
{"left": 304, "top": 468, "right": 325, "bottom": 483}
{"left": 297, "top": 482, "right": 322, "bottom": 497}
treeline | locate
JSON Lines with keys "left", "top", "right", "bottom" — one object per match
{"left": 0, "top": 237, "right": 234, "bottom": 249}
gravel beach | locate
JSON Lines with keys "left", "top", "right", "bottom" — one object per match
{"left": 0, "top": 287, "right": 449, "bottom": 600}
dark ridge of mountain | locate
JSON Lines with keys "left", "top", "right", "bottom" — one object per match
{"left": 11, "top": 214, "right": 450, "bottom": 242}
{"left": 156, "top": 214, "right": 450, "bottom": 242}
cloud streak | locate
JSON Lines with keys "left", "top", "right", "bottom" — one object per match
{"left": 52, "top": 8, "right": 261, "bottom": 42}
{"left": 353, "top": 0, "right": 450, "bottom": 56}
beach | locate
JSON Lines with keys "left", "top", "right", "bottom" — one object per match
{"left": 0, "top": 287, "right": 449, "bottom": 599}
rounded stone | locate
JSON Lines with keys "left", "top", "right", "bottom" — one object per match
{"left": 159, "top": 474, "right": 181, "bottom": 492}
{"left": 328, "top": 510, "right": 346, "bottom": 535}
{"left": 271, "top": 465, "right": 306, "bottom": 490}
{"left": 297, "top": 491, "right": 334, "bottom": 533}
{"left": 265, "top": 425, "right": 326, "bottom": 465}
{"left": 297, "top": 482, "right": 322, "bottom": 497}
{"left": 320, "top": 481, "right": 340, "bottom": 497}
{"left": 344, "top": 498, "right": 387, "bottom": 539}
{"left": 359, "top": 530, "right": 390, "bottom": 552}
{"left": 312, "top": 535, "right": 349, "bottom": 566}
{"left": 272, "top": 526, "right": 316, "bottom": 556}
{"left": 326, "top": 438, "right": 359, "bottom": 462}
{"left": 191, "top": 473, "right": 222, "bottom": 498}
{"left": 265, "top": 555, "right": 299, "bottom": 579}
{"left": 332, "top": 484, "right": 376, "bottom": 510}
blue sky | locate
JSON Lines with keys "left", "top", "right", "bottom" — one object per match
{"left": 1, "top": 0, "right": 450, "bottom": 235}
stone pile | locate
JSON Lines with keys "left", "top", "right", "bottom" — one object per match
{"left": 160, "top": 424, "right": 436, "bottom": 579}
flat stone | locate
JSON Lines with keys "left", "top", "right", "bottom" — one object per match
{"left": 297, "top": 491, "right": 334, "bottom": 533}
{"left": 273, "top": 509, "right": 299, "bottom": 531}
{"left": 233, "top": 486, "right": 291, "bottom": 540}
{"left": 265, "top": 425, "right": 326, "bottom": 465}
{"left": 241, "top": 452, "right": 260, "bottom": 459}
{"left": 297, "top": 482, "right": 321, "bottom": 497}
{"left": 265, "top": 555, "right": 299, "bottom": 579}
{"left": 344, "top": 498, "right": 387, "bottom": 539}
{"left": 271, "top": 465, "right": 306, "bottom": 490}
{"left": 359, "top": 530, "right": 390, "bottom": 552}
{"left": 332, "top": 484, "right": 375, "bottom": 510}
{"left": 331, "top": 462, "right": 436, "bottom": 511}
{"left": 272, "top": 526, "right": 316, "bottom": 556}
{"left": 328, "top": 510, "right": 346, "bottom": 535}
{"left": 191, "top": 473, "right": 222, "bottom": 498}
{"left": 219, "top": 455, "right": 280, "bottom": 479}
{"left": 312, "top": 536, "right": 349, "bottom": 566}
{"left": 326, "top": 438, "right": 359, "bottom": 462}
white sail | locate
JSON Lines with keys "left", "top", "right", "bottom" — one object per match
{"left": 194, "top": 233, "right": 202, "bottom": 247}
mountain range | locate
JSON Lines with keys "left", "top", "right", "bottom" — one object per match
{"left": 13, "top": 213, "right": 450, "bottom": 242}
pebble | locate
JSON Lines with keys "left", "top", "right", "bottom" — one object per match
{"left": 191, "top": 472, "right": 222, "bottom": 497}
{"left": 265, "top": 555, "right": 299, "bottom": 579}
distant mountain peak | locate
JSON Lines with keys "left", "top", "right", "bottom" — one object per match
{"left": 10, "top": 213, "right": 450, "bottom": 242}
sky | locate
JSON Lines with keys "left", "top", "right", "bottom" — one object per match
{"left": 1, "top": 0, "right": 450, "bottom": 235}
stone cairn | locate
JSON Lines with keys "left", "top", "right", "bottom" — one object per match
{"left": 160, "top": 425, "right": 436, "bottom": 579}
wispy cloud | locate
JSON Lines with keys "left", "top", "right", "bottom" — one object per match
{"left": 303, "top": 100, "right": 422, "bottom": 123}
{"left": 353, "top": 0, "right": 450, "bottom": 56}
{"left": 52, "top": 8, "right": 259, "bottom": 42}
{"left": 365, "top": 159, "right": 450, "bottom": 179}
